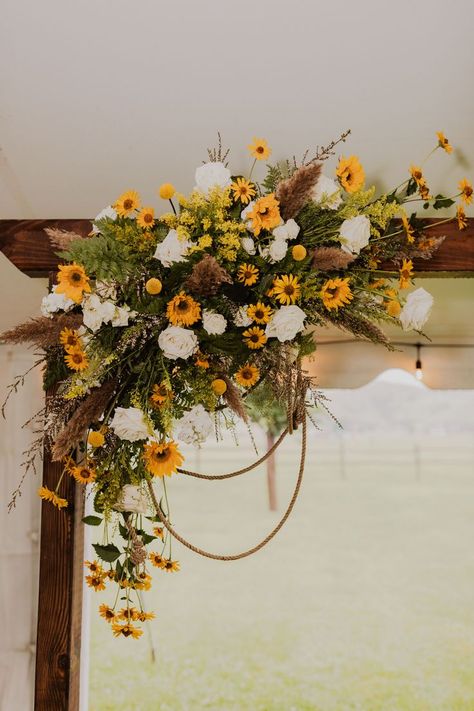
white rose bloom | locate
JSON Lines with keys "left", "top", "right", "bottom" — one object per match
{"left": 82, "top": 294, "right": 116, "bottom": 333}
{"left": 158, "top": 325, "right": 198, "bottom": 360}
{"left": 91, "top": 205, "right": 117, "bottom": 234}
{"left": 95, "top": 280, "right": 117, "bottom": 300}
{"left": 272, "top": 218, "right": 300, "bottom": 241}
{"left": 176, "top": 404, "right": 213, "bottom": 447}
{"left": 268, "top": 238, "right": 288, "bottom": 262}
{"left": 234, "top": 305, "right": 252, "bottom": 327}
{"left": 154, "top": 229, "right": 191, "bottom": 268}
{"left": 110, "top": 406, "right": 150, "bottom": 442}
{"left": 202, "top": 310, "right": 227, "bottom": 335}
{"left": 241, "top": 237, "right": 256, "bottom": 255}
{"left": 339, "top": 215, "right": 371, "bottom": 255}
{"left": 195, "top": 161, "right": 231, "bottom": 193}
{"left": 399, "top": 288, "right": 434, "bottom": 331}
{"left": 111, "top": 304, "right": 136, "bottom": 328}
{"left": 114, "top": 485, "right": 148, "bottom": 514}
{"left": 40, "top": 286, "right": 75, "bottom": 318}
{"left": 312, "top": 174, "right": 342, "bottom": 210}
{"left": 265, "top": 305, "right": 307, "bottom": 342}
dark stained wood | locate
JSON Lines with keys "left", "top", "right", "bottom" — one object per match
{"left": 1, "top": 218, "right": 474, "bottom": 276}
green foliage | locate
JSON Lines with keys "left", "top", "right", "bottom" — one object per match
{"left": 82, "top": 515, "right": 103, "bottom": 526}
{"left": 92, "top": 543, "right": 121, "bottom": 563}
{"left": 246, "top": 383, "right": 288, "bottom": 436}
{"left": 59, "top": 234, "right": 137, "bottom": 282}
{"left": 43, "top": 349, "right": 68, "bottom": 391}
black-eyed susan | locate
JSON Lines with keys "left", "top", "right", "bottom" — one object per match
{"left": 88, "top": 430, "right": 105, "bottom": 448}
{"left": 399, "top": 259, "right": 414, "bottom": 289}
{"left": 248, "top": 137, "right": 271, "bottom": 161}
{"left": 166, "top": 292, "right": 201, "bottom": 326}
{"left": 70, "top": 465, "right": 96, "bottom": 484}
{"left": 145, "top": 277, "right": 162, "bottom": 295}
{"left": 320, "top": 278, "right": 353, "bottom": 310}
{"left": 162, "top": 558, "right": 180, "bottom": 573}
{"left": 118, "top": 607, "right": 140, "bottom": 622}
{"left": 114, "top": 190, "right": 140, "bottom": 216}
{"left": 457, "top": 204, "right": 468, "bottom": 230}
{"left": 211, "top": 378, "right": 227, "bottom": 395}
{"left": 85, "top": 560, "right": 103, "bottom": 574}
{"left": 247, "top": 302, "right": 273, "bottom": 324}
{"left": 56, "top": 263, "right": 91, "bottom": 303}
{"left": 247, "top": 194, "right": 281, "bottom": 235}
{"left": 384, "top": 289, "right": 401, "bottom": 317}
{"left": 134, "top": 572, "right": 152, "bottom": 591}
{"left": 436, "top": 131, "right": 453, "bottom": 154}
{"left": 243, "top": 326, "right": 267, "bottom": 350}
{"left": 150, "top": 382, "right": 172, "bottom": 407}
{"left": 149, "top": 552, "right": 166, "bottom": 568}
{"left": 59, "top": 327, "right": 81, "bottom": 351}
{"left": 231, "top": 177, "right": 256, "bottom": 204}
{"left": 137, "top": 206, "right": 155, "bottom": 230}
{"left": 64, "top": 350, "right": 89, "bottom": 371}
{"left": 85, "top": 573, "right": 106, "bottom": 592}
{"left": 459, "top": 178, "right": 473, "bottom": 205}
{"left": 409, "top": 166, "right": 430, "bottom": 200}
{"left": 336, "top": 156, "right": 365, "bottom": 193}
{"left": 137, "top": 610, "right": 156, "bottom": 622}
{"left": 401, "top": 213, "right": 415, "bottom": 243}
{"left": 195, "top": 352, "right": 210, "bottom": 369}
{"left": 99, "top": 604, "right": 116, "bottom": 623}
{"left": 237, "top": 263, "right": 259, "bottom": 286}
{"left": 153, "top": 526, "right": 164, "bottom": 540}
{"left": 112, "top": 622, "right": 143, "bottom": 639}
{"left": 143, "top": 440, "right": 184, "bottom": 478}
{"left": 38, "top": 485, "right": 68, "bottom": 509}
{"left": 158, "top": 183, "right": 176, "bottom": 200}
{"left": 272, "top": 274, "right": 301, "bottom": 305}
{"left": 235, "top": 364, "right": 260, "bottom": 388}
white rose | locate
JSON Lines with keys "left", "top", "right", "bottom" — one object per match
{"left": 110, "top": 406, "right": 150, "bottom": 442}
{"left": 265, "top": 305, "right": 307, "bottom": 342}
{"left": 272, "top": 219, "right": 300, "bottom": 241}
{"left": 312, "top": 174, "right": 342, "bottom": 210}
{"left": 158, "top": 325, "right": 198, "bottom": 360}
{"left": 82, "top": 294, "right": 116, "bottom": 332}
{"left": 234, "top": 305, "right": 252, "bottom": 327}
{"left": 95, "top": 280, "right": 117, "bottom": 300}
{"left": 154, "top": 229, "right": 191, "bottom": 268}
{"left": 176, "top": 404, "right": 213, "bottom": 446}
{"left": 241, "top": 237, "right": 256, "bottom": 255}
{"left": 339, "top": 215, "right": 371, "bottom": 255}
{"left": 41, "top": 285, "right": 75, "bottom": 318}
{"left": 91, "top": 205, "right": 117, "bottom": 234}
{"left": 114, "top": 485, "right": 148, "bottom": 514}
{"left": 202, "top": 310, "right": 227, "bottom": 335}
{"left": 399, "top": 288, "right": 434, "bottom": 331}
{"left": 111, "top": 304, "right": 136, "bottom": 327}
{"left": 268, "top": 238, "right": 288, "bottom": 262}
{"left": 195, "top": 161, "right": 231, "bottom": 193}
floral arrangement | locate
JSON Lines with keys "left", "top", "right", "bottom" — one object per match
{"left": 3, "top": 131, "right": 471, "bottom": 640}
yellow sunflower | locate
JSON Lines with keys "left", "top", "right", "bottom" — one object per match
{"left": 320, "top": 277, "right": 353, "bottom": 310}
{"left": 459, "top": 178, "right": 473, "bottom": 205}
{"left": 85, "top": 574, "right": 106, "bottom": 592}
{"left": 85, "top": 560, "right": 103, "bottom": 573}
{"left": 436, "top": 131, "right": 453, "bottom": 154}
{"left": 456, "top": 204, "right": 468, "bottom": 230}
{"left": 150, "top": 382, "right": 173, "bottom": 407}
{"left": 143, "top": 440, "right": 184, "bottom": 478}
{"left": 38, "top": 485, "right": 68, "bottom": 509}
{"left": 153, "top": 526, "right": 164, "bottom": 539}
{"left": 136, "top": 206, "right": 155, "bottom": 230}
{"left": 247, "top": 194, "right": 281, "bottom": 235}
{"left": 247, "top": 302, "right": 273, "bottom": 324}
{"left": 248, "top": 137, "right": 271, "bottom": 160}
{"left": 399, "top": 259, "right": 414, "bottom": 289}
{"left": 409, "top": 166, "right": 430, "bottom": 200}
{"left": 137, "top": 611, "right": 156, "bottom": 622}
{"left": 162, "top": 559, "right": 180, "bottom": 573}
{"left": 242, "top": 327, "right": 267, "bottom": 350}
{"left": 149, "top": 552, "right": 166, "bottom": 568}
{"left": 336, "top": 156, "right": 365, "bottom": 193}
{"left": 272, "top": 274, "right": 301, "bottom": 305}
{"left": 237, "top": 263, "right": 259, "bottom": 286}
{"left": 114, "top": 190, "right": 140, "bottom": 216}
{"left": 166, "top": 292, "right": 201, "bottom": 326}
{"left": 59, "top": 327, "right": 82, "bottom": 351}
{"left": 112, "top": 623, "right": 143, "bottom": 639}
{"left": 231, "top": 177, "right": 256, "bottom": 204}
{"left": 64, "top": 350, "right": 89, "bottom": 371}
{"left": 401, "top": 213, "right": 415, "bottom": 243}
{"left": 70, "top": 465, "right": 96, "bottom": 484}
{"left": 99, "top": 604, "right": 116, "bottom": 623}
{"left": 384, "top": 289, "right": 401, "bottom": 317}
{"left": 235, "top": 364, "right": 260, "bottom": 388}
{"left": 118, "top": 607, "right": 140, "bottom": 622}
{"left": 134, "top": 572, "right": 152, "bottom": 590}
{"left": 56, "top": 263, "right": 91, "bottom": 303}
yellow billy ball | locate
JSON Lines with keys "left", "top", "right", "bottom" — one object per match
{"left": 88, "top": 430, "right": 105, "bottom": 448}
{"left": 158, "top": 183, "right": 176, "bottom": 200}
{"left": 211, "top": 379, "right": 227, "bottom": 396}
{"left": 292, "top": 244, "right": 307, "bottom": 261}
{"left": 146, "top": 278, "right": 162, "bottom": 295}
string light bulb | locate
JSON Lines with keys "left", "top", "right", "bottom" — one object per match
{"left": 415, "top": 343, "right": 423, "bottom": 381}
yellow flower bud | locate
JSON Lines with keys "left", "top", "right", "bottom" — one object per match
{"left": 146, "top": 278, "right": 162, "bottom": 295}
{"left": 158, "top": 183, "right": 176, "bottom": 200}
{"left": 211, "top": 379, "right": 227, "bottom": 396}
{"left": 292, "top": 244, "right": 307, "bottom": 261}
{"left": 88, "top": 431, "right": 105, "bottom": 448}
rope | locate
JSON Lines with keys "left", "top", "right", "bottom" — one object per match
{"left": 146, "top": 413, "right": 307, "bottom": 561}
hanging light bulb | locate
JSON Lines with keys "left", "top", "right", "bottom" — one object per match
{"left": 415, "top": 343, "right": 423, "bottom": 381}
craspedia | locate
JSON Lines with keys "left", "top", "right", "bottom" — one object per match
{"left": 292, "top": 245, "right": 307, "bottom": 261}
{"left": 146, "top": 278, "right": 162, "bottom": 295}
{"left": 211, "top": 379, "right": 227, "bottom": 396}
{"left": 158, "top": 183, "right": 176, "bottom": 200}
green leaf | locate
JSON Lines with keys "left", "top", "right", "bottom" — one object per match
{"left": 406, "top": 178, "right": 417, "bottom": 197}
{"left": 118, "top": 522, "right": 129, "bottom": 539}
{"left": 93, "top": 543, "right": 121, "bottom": 563}
{"left": 82, "top": 515, "right": 103, "bottom": 526}
{"left": 136, "top": 529, "right": 156, "bottom": 545}
{"left": 433, "top": 196, "right": 455, "bottom": 210}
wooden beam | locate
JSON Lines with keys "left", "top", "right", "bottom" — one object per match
{"left": 1, "top": 218, "right": 474, "bottom": 276}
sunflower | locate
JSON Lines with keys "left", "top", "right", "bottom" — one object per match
{"left": 149, "top": 552, "right": 166, "bottom": 568}
{"left": 85, "top": 574, "right": 106, "bottom": 592}
{"left": 143, "top": 440, "right": 184, "bottom": 478}
{"left": 247, "top": 302, "right": 273, "bottom": 324}
{"left": 166, "top": 292, "right": 201, "bottom": 326}
{"left": 38, "top": 485, "right": 68, "bottom": 509}
{"left": 64, "top": 350, "right": 89, "bottom": 371}
{"left": 247, "top": 194, "right": 281, "bottom": 235}
{"left": 151, "top": 382, "right": 172, "bottom": 407}
{"left": 56, "top": 263, "right": 91, "bottom": 303}
{"left": 384, "top": 289, "right": 401, "bottom": 317}
{"left": 114, "top": 190, "right": 140, "bottom": 216}
{"left": 436, "top": 131, "right": 453, "bottom": 154}
{"left": 59, "top": 327, "right": 81, "bottom": 351}
{"left": 134, "top": 572, "right": 152, "bottom": 591}
{"left": 137, "top": 206, "right": 155, "bottom": 230}
{"left": 336, "top": 156, "right": 365, "bottom": 193}
{"left": 457, "top": 204, "right": 468, "bottom": 230}
{"left": 85, "top": 560, "right": 103, "bottom": 573}
{"left": 163, "top": 559, "right": 180, "bottom": 573}
{"left": 237, "top": 263, "right": 259, "bottom": 286}
{"left": 399, "top": 259, "right": 414, "bottom": 289}
{"left": 401, "top": 213, "right": 415, "bottom": 243}
{"left": 248, "top": 137, "right": 271, "bottom": 160}
{"left": 231, "top": 177, "right": 256, "bottom": 204}
{"left": 118, "top": 607, "right": 140, "bottom": 622}
{"left": 137, "top": 610, "right": 156, "bottom": 622}
{"left": 195, "top": 352, "right": 210, "bottom": 369}
{"left": 272, "top": 274, "right": 301, "bottom": 305}
{"left": 153, "top": 526, "right": 164, "bottom": 539}
{"left": 320, "top": 278, "right": 353, "bottom": 310}
{"left": 409, "top": 166, "right": 430, "bottom": 200}
{"left": 70, "top": 465, "right": 96, "bottom": 484}
{"left": 112, "top": 623, "right": 143, "bottom": 639}
{"left": 235, "top": 364, "right": 260, "bottom": 388}
{"left": 459, "top": 178, "right": 473, "bottom": 205}
{"left": 242, "top": 327, "right": 267, "bottom": 350}
{"left": 99, "top": 604, "right": 116, "bottom": 623}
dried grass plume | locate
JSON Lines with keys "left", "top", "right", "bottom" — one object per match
{"left": 276, "top": 163, "right": 322, "bottom": 220}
